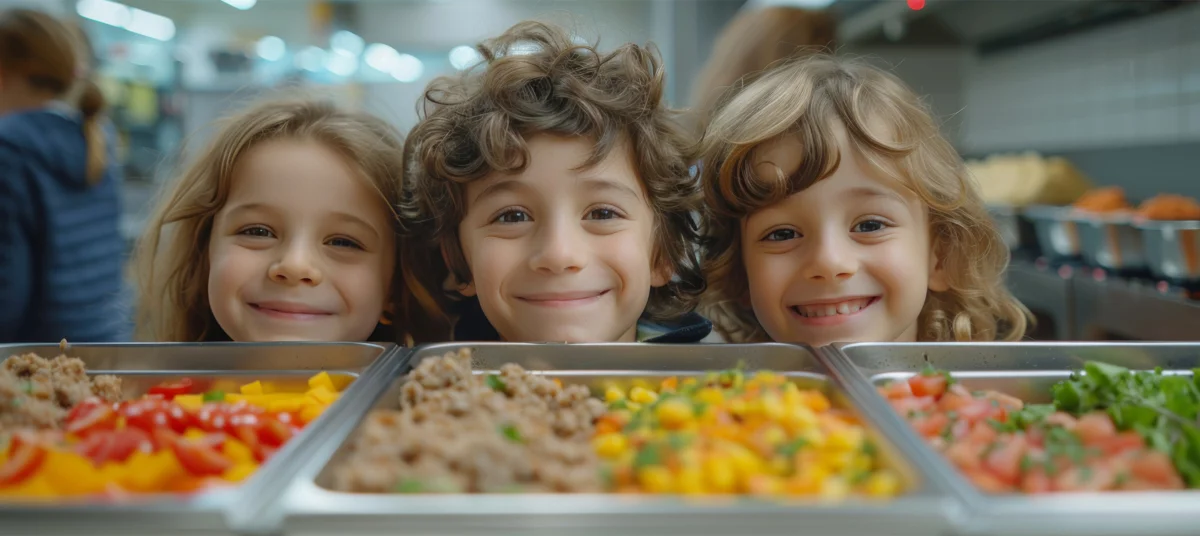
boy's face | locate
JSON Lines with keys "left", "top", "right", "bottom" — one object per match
{"left": 457, "top": 135, "right": 669, "bottom": 342}
{"left": 739, "top": 127, "right": 947, "bottom": 347}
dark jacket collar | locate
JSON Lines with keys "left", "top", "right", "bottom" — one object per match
{"left": 451, "top": 298, "right": 712, "bottom": 343}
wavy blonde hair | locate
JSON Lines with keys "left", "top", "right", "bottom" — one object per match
{"left": 133, "top": 98, "right": 447, "bottom": 343}
{"left": 699, "top": 55, "right": 1030, "bottom": 343}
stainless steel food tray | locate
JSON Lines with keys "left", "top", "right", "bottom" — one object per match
{"left": 0, "top": 342, "right": 398, "bottom": 536}
{"left": 251, "top": 342, "right": 963, "bottom": 536}
{"left": 824, "top": 342, "right": 1200, "bottom": 536}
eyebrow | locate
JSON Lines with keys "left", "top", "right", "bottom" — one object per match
{"left": 845, "top": 186, "right": 906, "bottom": 204}
{"left": 579, "top": 177, "right": 643, "bottom": 202}
{"left": 471, "top": 179, "right": 529, "bottom": 206}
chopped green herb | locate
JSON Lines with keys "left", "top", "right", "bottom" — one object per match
{"left": 19, "top": 380, "right": 32, "bottom": 394}
{"left": 499, "top": 423, "right": 522, "bottom": 443}
{"left": 633, "top": 444, "right": 662, "bottom": 470}
{"left": 667, "top": 433, "right": 692, "bottom": 451}
{"left": 862, "top": 440, "right": 878, "bottom": 457}
{"left": 776, "top": 437, "right": 809, "bottom": 458}
{"left": 202, "top": 390, "right": 225, "bottom": 402}
{"left": 486, "top": 374, "right": 508, "bottom": 393}
{"left": 394, "top": 479, "right": 424, "bottom": 493}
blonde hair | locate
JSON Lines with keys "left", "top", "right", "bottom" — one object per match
{"left": 0, "top": 9, "right": 108, "bottom": 183}
{"left": 688, "top": 6, "right": 836, "bottom": 133}
{"left": 699, "top": 55, "right": 1030, "bottom": 343}
{"left": 133, "top": 98, "right": 445, "bottom": 343}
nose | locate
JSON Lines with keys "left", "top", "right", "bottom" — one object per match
{"left": 267, "top": 241, "right": 323, "bottom": 286}
{"left": 801, "top": 229, "right": 858, "bottom": 282}
{"left": 528, "top": 218, "right": 588, "bottom": 275}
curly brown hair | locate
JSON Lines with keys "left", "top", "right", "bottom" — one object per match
{"left": 699, "top": 55, "right": 1030, "bottom": 343}
{"left": 133, "top": 96, "right": 448, "bottom": 344}
{"left": 400, "top": 21, "right": 704, "bottom": 324}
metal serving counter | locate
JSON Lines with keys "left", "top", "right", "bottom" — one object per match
{"left": 1006, "top": 258, "right": 1200, "bottom": 340}
{"left": 4, "top": 341, "right": 1200, "bottom": 535}
{"left": 824, "top": 342, "right": 1200, "bottom": 536}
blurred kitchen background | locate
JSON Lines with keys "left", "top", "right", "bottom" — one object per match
{"left": 6, "top": 0, "right": 1200, "bottom": 341}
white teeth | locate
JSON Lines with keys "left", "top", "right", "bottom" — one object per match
{"left": 795, "top": 298, "right": 871, "bottom": 318}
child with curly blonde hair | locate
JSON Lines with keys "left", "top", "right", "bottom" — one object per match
{"left": 133, "top": 98, "right": 443, "bottom": 344}
{"left": 699, "top": 55, "right": 1029, "bottom": 345}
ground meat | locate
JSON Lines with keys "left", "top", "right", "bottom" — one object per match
{"left": 330, "top": 348, "right": 605, "bottom": 494}
{"left": 0, "top": 353, "right": 123, "bottom": 433}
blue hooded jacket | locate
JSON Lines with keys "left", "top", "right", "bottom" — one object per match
{"left": 0, "top": 107, "right": 129, "bottom": 343}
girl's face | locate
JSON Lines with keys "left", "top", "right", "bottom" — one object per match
{"left": 207, "top": 139, "right": 395, "bottom": 342}
{"left": 740, "top": 129, "right": 948, "bottom": 346}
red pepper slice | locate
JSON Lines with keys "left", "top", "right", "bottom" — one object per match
{"left": 169, "top": 436, "right": 233, "bottom": 476}
{"left": 147, "top": 378, "right": 196, "bottom": 398}
{"left": 65, "top": 397, "right": 119, "bottom": 438}
{"left": 0, "top": 434, "right": 48, "bottom": 486}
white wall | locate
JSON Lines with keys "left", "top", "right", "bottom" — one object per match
{"left": 960, "top": 3, "right": 1200, "bottom": 153}
{"left": 845, "top": 45, "right": 970, "bottom": 147}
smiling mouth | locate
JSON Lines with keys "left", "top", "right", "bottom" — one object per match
{"left": 250, "top": 302, "right": 332, "bottom": 319}
{"left": 517, "top": 290, "right": 610, "bottom": 306}
{"left": 790, "top": 297, "right": 878, "bottom": 319}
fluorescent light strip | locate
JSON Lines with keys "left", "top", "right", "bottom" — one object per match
{"left": 76, "top": 0, "right": 175, "bottom": 41}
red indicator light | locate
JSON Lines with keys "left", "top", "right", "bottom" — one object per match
{"left": 908, "top": 0, "right": 925, "bottom": 10}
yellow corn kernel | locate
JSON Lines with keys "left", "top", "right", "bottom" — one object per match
{"left": 727, "top": 444, "right": 763, "bottom": 482}
{"left": 826, "top": 427, "right": 864, "bottom": 452}
{"left": 819, "top": 450, "right": 855, "bottom": 472}
{"left": 308, "top": 371, "right": 337, "bottom": 392}
{"left": 174, "top": 394, "right": 203, "bottom": 411}
{"left": 783, "top": 385, "right": 803, "bottom": 408}
{"left": 593, "top": 434, "right": 627, "bottom": 459}
{"left": 762, "top": 393, "right": 785, "bottom": 422}
{"left": 269, "top": 397, "right": 307, "bottom": 414}
{"left": 625, "top": 402, "right": 642, "bottom": 413}
{"left": 240, "top": 381, "right": 264, "bottom": 396}
{"left": 695, "top": 387, "right": 724, "bottom": 406}
{"left": 801, "top": 428, "right": 826, "bottom": 449}
{"left": 677, "top": 467, "right": 705, "bottom": 495}
{"left": 768, "top": 456, "right": 790, "bottom": 476}
{"left": 783, "top": 405, "right": 818, "bottom": 434}
{"left": 637, "top": 466, "right": 674, "bottom": 494}
{"left": 728, "top": 398, "right": 747, "bottom": 418}
{"left": 762, "top": 425, "right": 787, "bottom": 448}
{"left": 629, "top": 386, "right": 657, "bottom": 405}
{"left": 863, "top": 470, "right": 901, "bottom": 497}
{"left": 789, "top": 464, "right": 830, "bottom": 495}
{"left": 849, "top": 454, "right": 873, "bottom": 476}
{"left": 224, "top": 439, "right": 255, "bottom": 464}
{"left": 222, "top": 463, "right": 259, "bottom": 483}
{"left": 655, "top": 399, "right": 692, "bottom": 430}
{"left": 605, "top": 386, "right": 625, "bottom": 403}
{"left": 680, "top": 377, "right": 698, "bottom": 389}
{"left": 819, "top": 476, "right": 850, "bottom": 501}
{"left": 307, "top": 385, "right": 338, "bottom": 405}
{"left": 704, "top": 455, "right": 736, "bottom": 493}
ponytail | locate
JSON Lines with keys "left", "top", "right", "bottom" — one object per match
{"left": 77, "top": 78, "right": 107, "bottom": 184}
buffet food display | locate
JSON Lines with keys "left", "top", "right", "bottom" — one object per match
{"left": 5, "top": 341, "right": 1200, "bottom": 536}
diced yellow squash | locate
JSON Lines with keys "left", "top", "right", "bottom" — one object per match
{"left": 174, "top": 394, "right": 203, "bottom": 411}
{"left": 307, "top": 372, "right": 336, "bottom": 392}
{"left": 306, "top": 385, "right": 337, "bottom": 405}
{"left": 267, "top": 397, "right": 306, "bottom": 413}
{"left": 240, "top": 381, "right": 264, "bottom": 396}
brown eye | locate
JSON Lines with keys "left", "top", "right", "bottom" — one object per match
{"left": 239, "top": 226, "right": 274, "bottom": 238}
{"left": 763, "top": 229, "right": 798, "bottom": 242}
{"left": 494, "top": 210, "right": 531, "bottom": 224}
{"left": 852, "top": 220, "right": 887, "bottom": 233}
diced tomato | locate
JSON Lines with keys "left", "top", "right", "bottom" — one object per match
{"left": 879, "top": 381, "right": 913, "bottom": 399}
{"left": 957, "top": 400, "right": 996, "bottom": 424}
{"left": 983, "top": 391, "right": 1024, "bottom": 412}
{"left": 888, "top": 396, "right": 936, "bottom": 416}
{"left": 945, "top": 441, "right": 985, "bottom": 471}
{"left": 1074, "top": 413, "right": 1117, "bottom": 445}
{"left": 147, "top": 378, "right": 197, "bottom": 398}
{"left": 75, "top": 428, "right": 154, "bottom": 466}
{"left": 1045, "top": 412, "right": 1078, "bottom": 431}
{"left": 65, "top": 397, "right": 119, "bottom": 437}
{"left": 1020, "top": 466, "right": 1052, "bottom": 494}
{"left": 194, "top": 402, "right": 264, "bottom": 434}
{"left": 984, "top": 433, "right": 1028, "bottom": 485}
{"left": 120, "top": 399, "right": 192, "bottom": 434}
{"left": 169, "top": 436, "right": 233, "bottom": 476}
{"left": 911, "top": 412, "right": 950, "bottom": 438}
{"left": 965, "top": 421, "right": 998, "bottom": 445}
{"left": 1053, "top": 462, "right": 1116, "bottom": 492}
{"left": 0, "top": 436, "right": 47, "bottom": 486}
{"left": 908, "top": 374, "right": 948, "bottom": 398}
{"left": 257, "top": 418, "right": 295, "bottom": 448}
{"left": 1095, "top": 431, "right": 1146, "bottom": 455}
{"left": 1129, "top": 451, "right": 1185, "bottom": 489}
{"left": 938, "top": 387, "right": 974, "bottom": 412}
